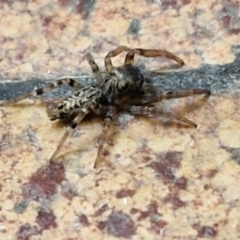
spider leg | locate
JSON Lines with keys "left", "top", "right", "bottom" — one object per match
{"left": 94, "top": 106, "right": 116, "bottom": 168}
{"left": 104, "top": 45, "right": 184, "bottom": 74}
{"left": 124, "top": 48, "right": 185, "bottom": 66}
{"left": 0, "top": 78, "right": 82, "bottom": 106}
{"left": 86, "top": 53, "right": 104, "bottom": 85}
{"left": 124, "top": 105, "right": 197, "bottom": 128}
{"left": 105, "top": 46, "right": 132, "bottom": 73}
{"left": 49, "top": 110, "right": 88, "bottom": 163}
{"left": 142, "top": 88, "right": 211, "bottom": 104}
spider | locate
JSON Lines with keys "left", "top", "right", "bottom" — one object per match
{"left": 0, "top": 46, "right": 210, "bottom": 168}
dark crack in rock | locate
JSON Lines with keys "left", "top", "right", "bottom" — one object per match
{"left": 0, "top": 46, "right": 240, "bottom": 101}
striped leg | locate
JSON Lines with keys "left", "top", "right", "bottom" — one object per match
{"left": 124, "top": 105, "right": 197, "bottom": 128}
{"left": 49, "top": 110, "right": 89, "bottom": 163}
{"left": 94, "top": 106, "right": 116, "bottom": 168}
{"left": 0, "top": 78, "right": 82, "bottom": 106}
{"left": 86, "top": 53, "right": 104, "bottom": 85}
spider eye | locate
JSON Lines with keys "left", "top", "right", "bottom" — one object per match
{"left": 104, "top": 78, "right": 110, "bottom": 83}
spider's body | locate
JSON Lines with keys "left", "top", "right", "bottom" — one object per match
{"left": 47, "top": 85, "right": 105, "bottom": 121}
{"left": 0, "top": 46, "right": 210, "bottom": 168}
{"left": 47, "top": 64, "right": 145, "bottom": 122}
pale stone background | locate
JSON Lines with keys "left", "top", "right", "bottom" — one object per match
{"left": 0, "top": 0, "right": 240, "bottom": 239}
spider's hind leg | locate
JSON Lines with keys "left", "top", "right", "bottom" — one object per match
{"left": 49, "top": 110, "right": 88, "bottom": 163}
{"left": 143, "top": 88, "right": 211, "bottom": 104}
{"left": 0, "top": 78, "right": 82, "bottom": 106}
{"left": 94, "top": 106, "right": 116, "bottom": 168}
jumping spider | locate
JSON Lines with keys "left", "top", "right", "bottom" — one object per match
{"left": 0, "top": 46, "right": 210, "bottom": 168}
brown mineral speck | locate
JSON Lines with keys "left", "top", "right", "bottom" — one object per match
{"left": 138, "top": 210, "right": 150, "bottom": 221}
{"left": 193, "top": 224, "right": 217, "bottom": 237}
{"left": 115, "top": 153, "right": 121, "bottom": 158}
{"left": 36, "top": 210, "right": 57, "bottom": 230}
{"left": 147, "top": 201, "right": 158, "bottom": 215}
{"left": 164, "top": 193, "right": 186, "bottom": 208}
{"left": 151, "top": 219, "right": 168, "bottom": 233}
{"left": 220, "top": 3, "right": 240, "bottom": 34}
{"left": 222, "top": 15, "right": 231, "bottom": 29}
{"left": 229, "top": 28, "right": 240, "bottom": 34}
{"left": 97, "top": 221, "right": 107, "bottom": 231}
{"left": 0, "top": 214, "right": 7, "bottom": 222}
{"left": 204, "top": 184, "right": 210, "bottom": 190}
{"left": 78, "top": 214, "right": 91, "bottom": 226}
{"left": 130, "top": 208, "right": 139, "bottom": 214}
{"left": 16, "top": 224, "right": 40, "bottom": 240}
{"left": 161, "top": 0, "right": 177, "bottom": 10}
{"left": 206, "top": 169, "right": 218, "bottom": 178}
{"left": 0, "top": 0, "right": 8, "bottom": 4}
{"left": 136, "top": 144, "right": 154, "bottom": 162}
{"left": 175, "top": 176, "right": 188, "bottom": 189}
{"left": 102, "top": 148, "right": 110, "bottom": 156}
{"left": 105, "top": 211, "right": 136, "bottom": 238}
{"left": 138, "top": 201, "right": 159, "bottom": 221}
{"left": 148, "top": 151, "right": 182, "bottom": 181}
{"left": 58, "top": 0, "right": 70, "bottom": 7}
{"left": 16, "top": 53, "right": 23, "bottom": 61}
{"left": 42, "top": 16, "right": 52, "bottom": 27}
{"left": 115, "top": 188, "right": 135, "bottom": 198}
{"left": 181, "top": 0, "right": 191, "bottom": 4}
{"left": 61, "top": 182, "right": 78, "bottom": 200}
{"left": 22, "top": 162, "right": 65, "bottom": 200}
{"left": 143, "top": 156, "right": 151, "bottom": 162}
{"left": 95, "top": 203, "right": 109, "bottom": 216}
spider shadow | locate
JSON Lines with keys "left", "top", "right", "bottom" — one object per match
{"left": 149, "top": 93, "right": 210, "bottom": 129}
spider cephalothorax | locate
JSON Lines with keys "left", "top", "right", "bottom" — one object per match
{"left": 0, "top": 45, "right": 210, "bottom": 168}
{"left": 101, "top": 68, "right": 144, "bottom": 107}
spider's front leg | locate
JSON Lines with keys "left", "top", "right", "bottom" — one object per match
{"left": 104, "top": 45, "right": 185, "bottom": 74}
{"left": 0, "top": 78, "right": 82, "bottom": 106}
{"left": 124, "top": 48, "right": 185, "bottom": 66}
{"left": 94, "top": 106, "right": 116, "bottom": 168}
{"left": 49, "top": 110, "right": 89, "bottom": 163}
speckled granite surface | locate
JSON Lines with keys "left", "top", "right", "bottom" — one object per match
{"left": 0, "top": 0, "right": 240, "bottom": 239}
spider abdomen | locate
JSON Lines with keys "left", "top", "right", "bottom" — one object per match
{"left": 47, "top": 86, "right": 104, "bottom": 121}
